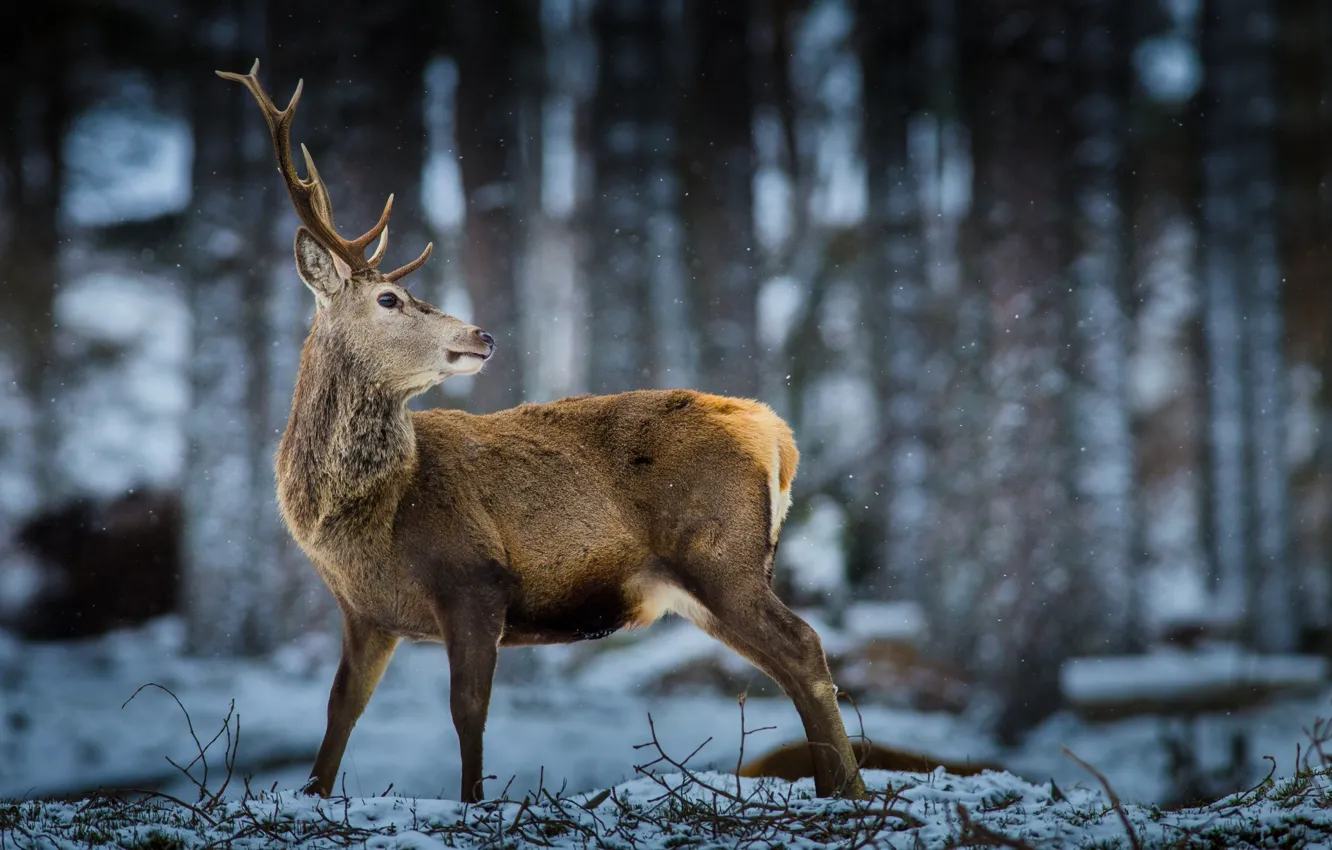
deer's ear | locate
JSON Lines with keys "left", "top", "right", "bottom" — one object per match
{"left": 294, "top": 228, "right": 344, "bottom": 308}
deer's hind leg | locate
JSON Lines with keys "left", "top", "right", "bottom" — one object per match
{"left": 667, "top": 553, "right": 869, "bottom": 799}
{"left": 307, "top": 610, "right": 399, "bottom": 796}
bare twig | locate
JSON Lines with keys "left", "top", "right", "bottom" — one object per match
{"left": 1302, "top": 713, "right": 1332, "bottom": 769}
{"left": 121, "top": 683, "right": 241, "bottom": 811}
{"left": 207, "top": 704, "right": 240, "bottom": 807}
{"left": 731, "top": 687, "right": 778, "bottom": 799}
{"left": 1063, "top": 746, "right": 1141, "bottom": 850}
{"left": 632, "top": 712, "right": 921, "bottom": 831}
{"left": 1218, "top": 755, "right": 1278, "bottom": 812}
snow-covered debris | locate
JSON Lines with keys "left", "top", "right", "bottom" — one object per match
{"left": 8, "top": 766, "right": 1332, "bottom": 848}
{"left": 1062, "top": 649, "right": 1328, "bottom": 710}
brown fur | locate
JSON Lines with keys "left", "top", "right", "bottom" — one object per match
{"left": 221, "top": 61, "right": 867, "bottom": 805}
{"left": 739, "top": 740, "right": 1003, "bottom": 781}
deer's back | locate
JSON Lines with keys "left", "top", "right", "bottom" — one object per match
{"left": 395, "top": 389, "right": 797, "bottom": 643}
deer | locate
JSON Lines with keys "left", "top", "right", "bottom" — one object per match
{"left": 217, "top": 60, "right": 869, "bottom": 804}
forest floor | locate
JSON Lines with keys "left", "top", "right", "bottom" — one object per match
{"left": 3, "top": 615, "right": 1332, "bottom": 846}
{"left": 6, "top": 758, "right": 1332, "bottom": 847}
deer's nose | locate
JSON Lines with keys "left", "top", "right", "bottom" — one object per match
{"left": 476, "top": 330, "right": 495, "bottom": 351}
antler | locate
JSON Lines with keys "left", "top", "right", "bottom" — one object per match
{"left": 215, "top": 59, "right": 432, "bottom": 282}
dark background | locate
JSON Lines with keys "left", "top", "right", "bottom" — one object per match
{"left": 1, "top": 0, "right": 1330, "bottom": 763}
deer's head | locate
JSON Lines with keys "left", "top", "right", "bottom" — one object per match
{"left": 218, "top": 61, "right": 494, "bottom": 397}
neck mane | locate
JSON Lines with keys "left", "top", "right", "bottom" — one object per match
{"left": 276, "top": 323, "right": 417, "bottom": 550}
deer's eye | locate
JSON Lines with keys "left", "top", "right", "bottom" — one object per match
{"left": 376, "top": 293, "right": 399, "bottom": 309}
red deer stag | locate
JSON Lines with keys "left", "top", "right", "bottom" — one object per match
{"left": 217, "top": 60, "right": 868, "bottom": 803}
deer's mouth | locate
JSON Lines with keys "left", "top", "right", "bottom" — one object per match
{"left": 444, "top": 351, "right": 492, "bottom": 370}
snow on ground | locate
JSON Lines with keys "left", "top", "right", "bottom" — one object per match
{"left": 10, "top": 763, "right": 1332, "bottom": 848}
{"left": 3, "top": 612, "right": 1332, "bottom": 824}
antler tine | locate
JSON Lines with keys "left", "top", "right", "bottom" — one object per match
{"left": 217, "top": 59, "right": 364, "bottom": 270}
{"left": 384, "top": 242, "right": 433, "bottom": 282}
{"left": 215, "top": 59, "right": 294, "bottom": 123}
{"left": 299, "top": 144, "right": 337, "bottom": 230}
{"left": 300, "top": 145, "right": 393, "bottom": 264}
{"left": 367, "top": 223, "right": 390, "bottom": 267}
{"left": 219, "top": 59, "right": 433, "bottom": 282}
{"left": 351, "top": 194, "right": 394, "bottom": 252}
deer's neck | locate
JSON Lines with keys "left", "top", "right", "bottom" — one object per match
{"left": 276, "top": 327, "right": 417, "bottom": 551}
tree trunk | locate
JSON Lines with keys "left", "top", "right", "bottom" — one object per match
{"left": 586, "top": 0, "right": 670, "bottom": 393}
{"left": 182, "top": 0, "right": 280, "bottom": 655}
{"left": 523, "top": 0, "right": 593, "bottom": 403}
{"left": 1277, "top": 0, "right": 1332, "bottom": 641}
{"left": 1125, "top": 0, "right": 1209, "bottom": 636}
{"left": 451, "top": 1, "right": 540, "bottom": 412}
{"left": 857, "top": 0, "right": 930, "bottom": 600}
{"left": 0, "top": 17, "right": 68, "bottom": 518}
{"left": 962, "top": 0, "right": 1080, "bottom": 742}
{"left": 1199, "top": 0, "right": 1295, "bottom": 650}
{"left": 680, "top": 0, "right": 759, "bottom": 398}
{"left": 1237, "top": 6, "right": 1292, "bottom": 654}
{"left": 1066, "top": 0, "right": 1135, "bottom": 649}
{"left": 923, "top": 0, "right": 991, "bottom": 667}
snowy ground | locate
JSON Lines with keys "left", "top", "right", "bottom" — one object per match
{"left": 4, "top": 614, "right": 1332, "bottom": 846}
{"left": 9, "top": 761, "right": 1332, "bottom": 847}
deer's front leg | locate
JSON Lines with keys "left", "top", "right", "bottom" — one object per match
{"left": 438, "top": 604, "right": 503, "bottom": 804}
{"left": 306, "top": 611, "right": 399, "bottom": 796}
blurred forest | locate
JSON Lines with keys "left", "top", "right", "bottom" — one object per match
{"left": 1, "top": 0, "right": 1330, "bottom": 744}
